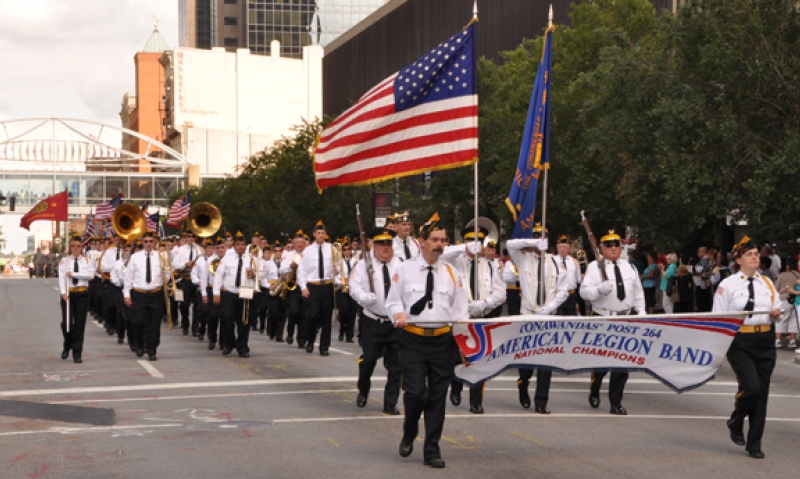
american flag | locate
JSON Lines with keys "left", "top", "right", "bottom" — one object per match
{"left": 82, "top": 215, "right": 95, "bottom": 246}
{"left": 166, "top": 192, "right": 191, "bottom": 228}
{"left": 146, "top": 211, "right": 160, "bottom": 233}
{"left": 313, "top": 22, "right": 478, "bottom": 190}
{"left": 94, "top": 194, "right": 122, "bottom": 220}
{"left": 103, "top": 222, "right": 114, "bottom": 237}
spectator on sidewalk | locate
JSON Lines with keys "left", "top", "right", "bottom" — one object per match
{"left": 659, "top": 253, "right": 678, "bottom": 314}
{"left": 774, "top": 258, "right": 799, "bottom": 349}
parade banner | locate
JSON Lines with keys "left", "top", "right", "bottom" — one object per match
{"left": 453, "top": 313, "right": 747, "bottom": 393}
{"left": 19, "top": 190, "right": 68, "bottom": 230}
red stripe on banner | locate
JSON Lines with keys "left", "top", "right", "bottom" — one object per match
{"left": 315, "top": 126, "right": 478, "bottom": 174}
{"left": 317, "top": 148, "right": 477, "bottom": 188}
{"left": 617, "top": 319, "right": 740, "bottom": 337}
{"left": 323, "top": 84, "right": 395, "bottom": 133}
{"left": 316, "top": 106, "right": 477, "bottom": 155}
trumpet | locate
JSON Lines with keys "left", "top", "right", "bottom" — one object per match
{"left": 208, "top": 258, "right": 221, "bottom": 276}
{"left": 279, "top": 253, "right": 302, "bottom": 300}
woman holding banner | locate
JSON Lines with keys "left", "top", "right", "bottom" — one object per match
{"left": 713, "top": 236, "right": 781, "bottom": 459}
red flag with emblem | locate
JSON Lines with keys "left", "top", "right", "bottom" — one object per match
{"left": 19, "top": 190, "right": 69, "bottom": 230}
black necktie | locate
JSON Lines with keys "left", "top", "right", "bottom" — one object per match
{"left": 613, "top": 261, "right": 626, "bottom": 301}
{"left": 116, "top": 248, "right": 120, "bottom": 261}
{"left": 404, "top": 239, "right": 411, "bottom": 259}
{"left": 410, "top": 266, "right": 434, "bottom": 315}
{"left": 382, "top": 262, "right": 391, "bottom": 299}
{"left": 346, "top": 259, "right": 351, "bottom": 275}
{"left": 470, "top": 259, "right": 478, "bottom": 298}
{"left": 275, "top": 259, "right": 280, "bottom": 269}
{"left": 235, "top": 254, "right": 242, "bottom": 287}
{"left": 536, "top": 258, "right": 544, "bottom": 305}
{"left": 318, "top": 245, "right": 324, "bottom": 280}
{"left": 145, "top": 253, "right": 151, "bottom": 284}
{"left": 190, "top": 248, "right": 194, "bottom": 261}
{"left": 562, "top": 257, "right": 567, "bottom": 269}
{"left": 745, "top": 278, "right": 755, "bottom": 316}
{"left": 72, "top": 257, "right": 78, "bottom": 286}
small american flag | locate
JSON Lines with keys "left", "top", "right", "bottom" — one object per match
{"left": 314, "top": 22, "right": 478, "bottom": 190}
{"left": 103, "top": 222, "right": 114, "bottom": 237}
{"left": 94, "top": 194, "right": 122, "bottom": 220}
{"left": 146, "top": 211, "right": 160, "bottom": 233}
{"left": 82, "top": 215, "right": 95, "bottom": 246}
{"left": 166, "top": 192, "right": 191, "bottom": 228}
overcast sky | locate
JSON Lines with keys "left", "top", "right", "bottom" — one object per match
{"left": 0, "top": 0, "right": 179, "bottom": 254}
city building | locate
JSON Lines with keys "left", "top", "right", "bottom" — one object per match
{"left": 179, "top": 0, "right": 387, "bottom": 58}
{"left": 160, "top": 41, "right": 323, "bottom": 174}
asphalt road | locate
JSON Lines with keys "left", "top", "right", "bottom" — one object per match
{"left": 0, "top": 277, "right": 798, "bottom": 478}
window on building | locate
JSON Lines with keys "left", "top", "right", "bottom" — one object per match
{"left": 224, "top": 0, "right": 237, "bottom": 4}
{"left": 224, "top": 16, "right": 238, "bottom": 26}
{"left": 224, "top": 37, "right": 238, "bottom": 47}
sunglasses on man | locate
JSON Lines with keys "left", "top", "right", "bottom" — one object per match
{"left": 601, "top": 240, "right": 621, "bottom": 248}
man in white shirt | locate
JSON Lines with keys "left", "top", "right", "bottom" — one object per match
{"left": 556, "top": 235, "right": 582, "bottom": 315}
{"left": 192, "top": 238, "right": 214, "bottom": 342}
{"left": 693, "top": 247, "right": 711, "bottom": 312}
{"left": 282, "top": 231, "right": 308, "bottom": 347}
{"left": 213, "top": 232, "right": 255, "bottom": 357}
{"left": 298, "top": 221, "right": 336, "bottom": 356}
{"left": 173, "top": 231, "right": 203, "bottom": 336}
{"left": 124, "top": 231, "right": 167, "bottom": 361}
{"left": 58, "top": 235, "right": 98, "bottom": 363}
{"left": 100, "top": 234, "right": 124, "bottom": 336}
{"left": 200, "top": 239, "right": 225, "bottom": 350}
{"left": 393, "top": 211, "right": 421, "bottom": 262}
{"left": 350, "top": 228, "right": 403, "bottom": 415}
{"left": 386, "top": 213, "right": 469, "bottom": 469}
{"left": 110, "top": 242, "right": 134, "bottom": 347}
{"left": 336, "top": 241, "right": 358, "bottom": 343}
{"left": 264, "top": 240, "right": 286, "bottom": 341}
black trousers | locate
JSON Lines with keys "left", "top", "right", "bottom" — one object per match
{"left": 60, "top": 291, "right": 89, "bottom": 356}
{"left": 204, "top": 287, "right": 221, "bottom": 345}
{"left": 358, "top": 316, "right": 401, "bottom": 406}
{"left": 194, "top": 289, "right": 206, "bottom": 337}
{"left": 266, "top": 294, "right": 286, "bottom": 339}
{"left": 695, "top": 287, "right": 712, "bottom": 312}
{"left": 102, "top": 280, "right": 117, "bottom": 332}
{"left": 286, "top": 289, "right": 305, "bottom": 343}
{"left": 167, "top": 293, "right": 179, "bottom": 325}
{"left": 110, "top": 284, "right": 130, "bottom": 341}
{"left": 400, "top": 330, "right": 455, "bottom": 460}
{"left": 305, "top": 284, "right": 334, "bottom": 351}
{"left": 518, "top": 369, "right": 552, "bottom": 407}
{"left": 248, "top": 292, "right": 262, "bottom": 330}
{"left": 337, "top": 290, "right": 357, "bottom": 341}
{"left": 557, "top": 291, "right": 578, "bottom": 316}
{"left": 590, "top": 371, "right": 627, "bottom": 407}
{"left": 506, "top": 288, "right": 521, "bottom": 316}
{"left": 220, "top": 291, "right": 250, "bottom": 354}
{"left": 178, "top": 280, "right": 197, "bottom": 331}
{"left": 90, "top": 278, "right": 103, "bottom": 319}
{"left": 727, "top": 329, "right": 776, "bottom": 452}
{"left": 256, "top": 288, "right": 269, "bottom": 331}
{"left": 129, "top": 290, "right": 165, "bottom": 355}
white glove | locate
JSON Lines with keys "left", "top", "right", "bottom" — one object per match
{"left": 537, "top": 306, "right": 552, "bottom": 316}
{"left": 535, "top": 238, "right": 549, "bottom": 251}
{"left": 362, "top": 293, "right": 378, "bottom": 307}
{"left": 467, "top": 241, "right": 482, "bottom": 255}
{"left": 597, "top": 281, "right": 614, "bottom": 296}
{"left": 468, "top": 300, "right": 486, "bottom": 316}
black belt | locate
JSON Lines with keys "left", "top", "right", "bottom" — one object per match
{"left": 364, "top": 310, "right": 392, "bottom": 323}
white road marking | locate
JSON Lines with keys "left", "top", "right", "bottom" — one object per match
{"left": 51, "top": 389, "right": 360, "bottom": 404}
{"left": 53, "top": 287, "right": 59, "bottom": 292}
{"left": 313, "top": 343, "right": 353, "bottom": 355}
{"left": 0, "top": 423, "right": 182, "bottom": 438}
{"left": 270, "top": 414, "right": 800, "bottom": 424}
{"left": 137, "top": 360, "right": 164, "bottom": 379}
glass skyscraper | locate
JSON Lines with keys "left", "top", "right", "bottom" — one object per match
{"left": 247, "top": 0, "right": 386, "bottom": 58}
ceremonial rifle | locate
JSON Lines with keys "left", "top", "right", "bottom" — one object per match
{"left": 580, "top": 210, "right": 608, "bottom": 281}
{"left": 356, "top": 204, "right": 375, "bottom": 294}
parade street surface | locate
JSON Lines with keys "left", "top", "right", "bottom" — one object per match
{"left": 1, "top": 277, "right": 799, "bottom": 479}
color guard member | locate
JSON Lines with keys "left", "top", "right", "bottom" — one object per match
{"left": 392, "top": 211, "right": 420, "bottom": 261}
{"left": 58, "top": 235, "right": 97, "bottom": 363}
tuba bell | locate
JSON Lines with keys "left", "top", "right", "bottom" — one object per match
{"left": 187, "top": 202, "right": 222, "bottom": 238}
{"left": 112, "top": 204, "right": 147, "bottom": 241}
{"left": 465, "top": 216, "right": 499, "bottom": 247}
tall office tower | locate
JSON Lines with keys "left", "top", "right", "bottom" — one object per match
{"left": 179, "top": 0, "right": 247, "bottom": 51}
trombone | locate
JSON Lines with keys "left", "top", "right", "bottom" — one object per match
{"left": 242, "top": 251, "right": 259, "bottom": 326}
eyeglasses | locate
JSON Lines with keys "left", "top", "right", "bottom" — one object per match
{"left": 143, "top": 240, "right": 155, "bottom": 244}
{"left": 740, "top": 251, "right": 759, "bottom": 258}
{"left": 601, "top": 241, "right": 621, "bottom": 248}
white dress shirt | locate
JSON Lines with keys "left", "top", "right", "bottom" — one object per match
{"left": 506, "top": 239, "right": 569, "bottom": 315}
{"left": 58, "top": 255, "right": 97, "bottom": 294}
{"left": 580, "top": 259, "right": 646, "bottom": 315}
{"left": 199, "top": 253, "right": 218, "bottom": 296}
{"left": 713, "top": 272, "right": 780, "bottom": 326}
{"left": 191, "top": 254, "right": 208, "bottom": 285}
{"left": 173, "top": 243, "right": 203, "bottom": 277}
{"left": 110, "top": 258, "right": 128, "bottom": 288}
{"left": 440, "top": 244, "right": 506, "bottom": 317}
{"left": 393, "top": 235, "right": 420, "bottom": 262}
{"left": 385, "top": 255, "right": 469, "bottom": 328}
{"left": 123, "top": 250, "right": 166, "bottom": 298}
{"left": 212, "top": 252, "right": 254, "bottom": 296}
{"left": 261, "top": 257, "right": 281, "bottom": 290}
{"left": 297, "top": 241, "right": 335, "bottom": 290}
{"left": 350, "top": 252, "right": 401, "bottom": 319}
{"left": 335, "top": 256, "right": 359, "bottom": 286}
{"left": 100, "top": 245, "right": 123, "bottom": 276}
{"left": 556, "top": 253, "right": 582, "bottom": 291}
{"left": 502, "top": 260, "right": 520, "bottom": 286}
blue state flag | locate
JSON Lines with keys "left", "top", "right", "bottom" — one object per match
{"left": 506, "top": 26, "right": 554, "bottom": 239}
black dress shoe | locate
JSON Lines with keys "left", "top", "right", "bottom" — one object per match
{"left": 148, "top": 355, "right": 157, "bottom": 361}
{"left": 286, "top": 336, "right": 294, "bottom": 345}
{"left": 136, "top": 347, "right": 144, "bottom": 358}
{"left": 346, "top": 339, "right": 355, "bottom": 343}
{"left": 399, "top": 441, "right": 413, "bottom": 458}
{"left": 424, "top": 458, "right": 446, "bottom": 468}
{"left": 182, "top": 328, "right": 189, "bottom": 336}
{"left": 208, "top": 343, "right": 216, "bottom": 350}
{"left": 469, "top": 405, "right": 484, "bottom": 414}
{"left": 589, "top": 395, "right": 600, "bottom": 409}
{"left": 729, "top": 430, "right": 746, "bottom": 446}
{"left": 748, "top": 450, "right": 765, "bottom": 459}
{"left": 198, "top": 334, "right": 204, "bottom": 341}
{"left": 338, "top": 331, "right": 344, "bottom": 342}
{"left": 306, "top": 343, "right": 314, "bottom": 353}
{"left": 518, "top": 387, "right": 531, "bottom": 409}
{"left": 61, "top": 350, "right": 69, "bottom": 360}
{"left": 260, "top": 329, "right": 265, "bottom": 335}
{"left": 535, "top": 405, "right": 551, "bottom": 415}
{"left": 356, "top": 393, "right": 368, "bottom": 408}
{"left": 320, "top": 350, "right": 329, "bottom": 356}
{"left": 609, "top": 405, "right": 627, "bottom": 415}
{"left": 449, "top": 390, "right": 461, "bottom": 406}
{"left": 129, "top": 343, "right": 136, "bottom": 352}
{"left": 222, "top": 348, "right": 232, "bottom": 355}
{"left": 383, "top": 404, "right": 400, "bottom": 415}
{"left": 238, "top": 352, "right": 250, "bottom": 358}
{"left": 275, "top": 336, "right": 283, "bottom": 342}
{"left": 117, "top": 337, "right": 124, "bottom": 344}
{"left": 73, "top": 357, "right": 82, "bottom": 364}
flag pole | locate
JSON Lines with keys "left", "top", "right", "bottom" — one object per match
{"left": 538, "top": 5, "right": 553, "bottom": 304}
{"left": 472, "top": 0, "right": 481, "bottom": 303}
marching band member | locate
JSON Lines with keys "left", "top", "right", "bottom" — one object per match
{"left": 192, "top": 238, "right": 214, "bottom": 342}
{"left": 350, "top": 228, "right": 402, "bottom": 415}
{"left": 265, "top": 240, "right": 286, "bottom": 341}
{"left": 386, "top": 213, "right": 469, "bottom": 469}
{"left": 100, "top": 234, "right": 124, "bottom": 337}
{"left": 556, "top": 235, "right": 582, "bottom": 316}
{"left": 200, "top": 238, "right": 225, "bottom": 350}
{"left": 580, "top": 229, "right": 646, "bottom": 415}
{"left": 213, "top": 232, "right": 254, "bottom": 358}
{"left": 124, "top": 231, "right": 167, "bottom": 361}
{"left": 282, "top": 231, "right": 308, "bottom": 347}
{"left": 88, "top": 237, "right": 104, "bottom": 322}
{"left": 442, "top": 226, "right": 506, "bottom": 414}
{"left": 250, "top": 232, "right": 262, "bottom": 258}
{"left": 173, "top": 231, "right": 203, "bottom": 336}
{"left": 247, "top": 243, "right": 264, "bottom": 332}
{"left": 58, "top": 235, "right": 97, "bottom": 363}
{"left": 110, "top": 242, "right": 134, "bottom": 347}
{"left": 507, "top": 223, "right": 569, "bottom": 414}
{"left": 502, "top": 250, "right": 522, "bottom": 316}
{"left": 714, "top": 237, "right": 781, "bottom": 459}
{"left": 392, "top": 211, "right": 420, "bottom": 262}
{"left": 298, "top": 221, "right": 336, "bottom": 356}
{"left": 336, "top": 239, "right": 358, "bottom": 343}
{"left": 163, "top": 236, "right": 179, "bottom": 323}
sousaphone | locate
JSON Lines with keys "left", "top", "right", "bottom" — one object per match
{"left": 187, "top": 202, "right": 222, "bottom": 238}
{"left": 112, "top": 204, "right": 147, "bottom": 241}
